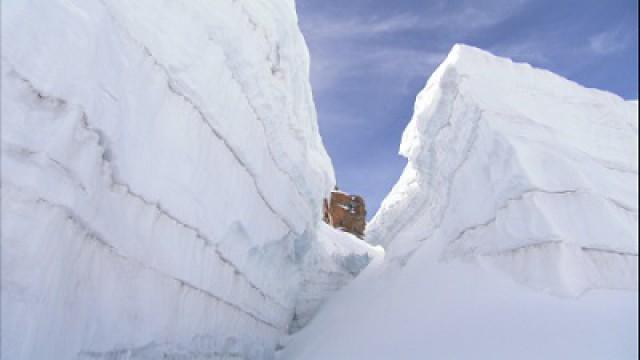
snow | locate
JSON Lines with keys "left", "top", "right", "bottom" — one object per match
{"left": 367, "top": 44, "right": 637, "bottom": 295}
{"left": 281, "top": 44, "right": 638, "bottom": 359}
{"left": 1, "top": 0, "right": 345, "bottom": 359}
{"left": 282, "top": 258, "right": 638, "bottom": 360}
{"left": 3, "top": 1, "right": 637, "bottom": 357}
{"left": 288, "top": 223, "right": 382, "bottom": 332}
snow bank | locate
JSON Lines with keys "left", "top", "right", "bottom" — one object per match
{"left": 1, "top": 0, "right": 336, "bottom": 358}
{"left": 282, "top": 44, "right": 638, "bottom": 359}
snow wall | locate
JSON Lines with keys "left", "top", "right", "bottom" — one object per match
{"left": 367, "top": 44, "right": 638, "bottom": 296}
{"left": 0, "top": 1, "right": 372, "bottom": 359}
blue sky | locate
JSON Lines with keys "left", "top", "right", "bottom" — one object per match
{"left": 297, "top": 0, "right": 638, "bottom": 218}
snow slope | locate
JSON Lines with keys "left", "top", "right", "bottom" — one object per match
{"left": 282, "top": 44, "right": 638, "bottom": 359}
{"left": 0, "top": 0, "right": 356, "bottom": 359}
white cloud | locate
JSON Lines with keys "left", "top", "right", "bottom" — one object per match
{"left": 489, "top": 41, "right": 551, "bottom": 65}
{"left": 302, "top": 1, "right": 528, "bottom": 40}
{"left": 302, "top": 13, "right": 423, "bottom": 40}
{"left": 588, "top": 27, "right": 632, "bottom": 55}
{"left": 308, "top": 44, "right": 445, "bottom": 93}
{"left": 300, "top": 0, "right": 531, "bottom": 92}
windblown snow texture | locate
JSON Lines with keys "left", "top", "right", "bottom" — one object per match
{"left": 1, "top": 1, "right": 339, "bottom": 359}
{"left": 282, "top": 44, "right": 638, "bottom": 360}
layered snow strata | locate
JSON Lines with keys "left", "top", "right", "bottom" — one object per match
{"left": 1, "top": 0, "right": 334, "bottom": 359}
{"left": 367, "top": 44, "right": 638, "bottom": 296}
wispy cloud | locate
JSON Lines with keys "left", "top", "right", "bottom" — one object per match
{"left": 301, "top": 0, "right": 531, "bottom": 93}
{"left": 302, "top": 2, "right": 528, "bottom": 40}
{"left": 302, "top": 13, "right": 423, "bottom": 39}
{"left": 489, "top": 40, "right": 552, "bottom": 65}
{"left": 308, "top": 44, "right": 445, "bottom": 93}
{"left": 588, "top": 26, "right": 633, "bottom": 55}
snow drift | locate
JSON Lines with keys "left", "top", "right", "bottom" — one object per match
{"left": 1, "top": 1, "right": 373, "bottom": 359}
{"left": 282, "top": 45, "right": 638, "bottom": 359}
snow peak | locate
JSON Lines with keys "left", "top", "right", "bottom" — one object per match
{"left": 323, "top": 189, "right": 366, "bottom": 238}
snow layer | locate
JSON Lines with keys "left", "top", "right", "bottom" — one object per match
{"left": 1, "top": 0, "right": 338, "bottom": 359}
{"left": 282, "top": 44, "right": 638, "bottom": 359}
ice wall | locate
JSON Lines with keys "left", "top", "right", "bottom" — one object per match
{"left": 1, "top": 0, "right": 335, "bottom": 358}
{"left": 367, "top": 44, "right": 638, "bottom": 296}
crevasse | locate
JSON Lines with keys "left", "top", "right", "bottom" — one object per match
{"left": 282, "top": 44, "right": 638, "bottom": 360}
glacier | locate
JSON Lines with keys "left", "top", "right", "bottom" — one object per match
{"left": 2, "top": 0, "right": 638, "bottom": 358}
{"left": 281, "top": 45, "right": 638, "bottom": 359}
{"left": 1, "top": 0, "right": 377, "bottom": 359}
